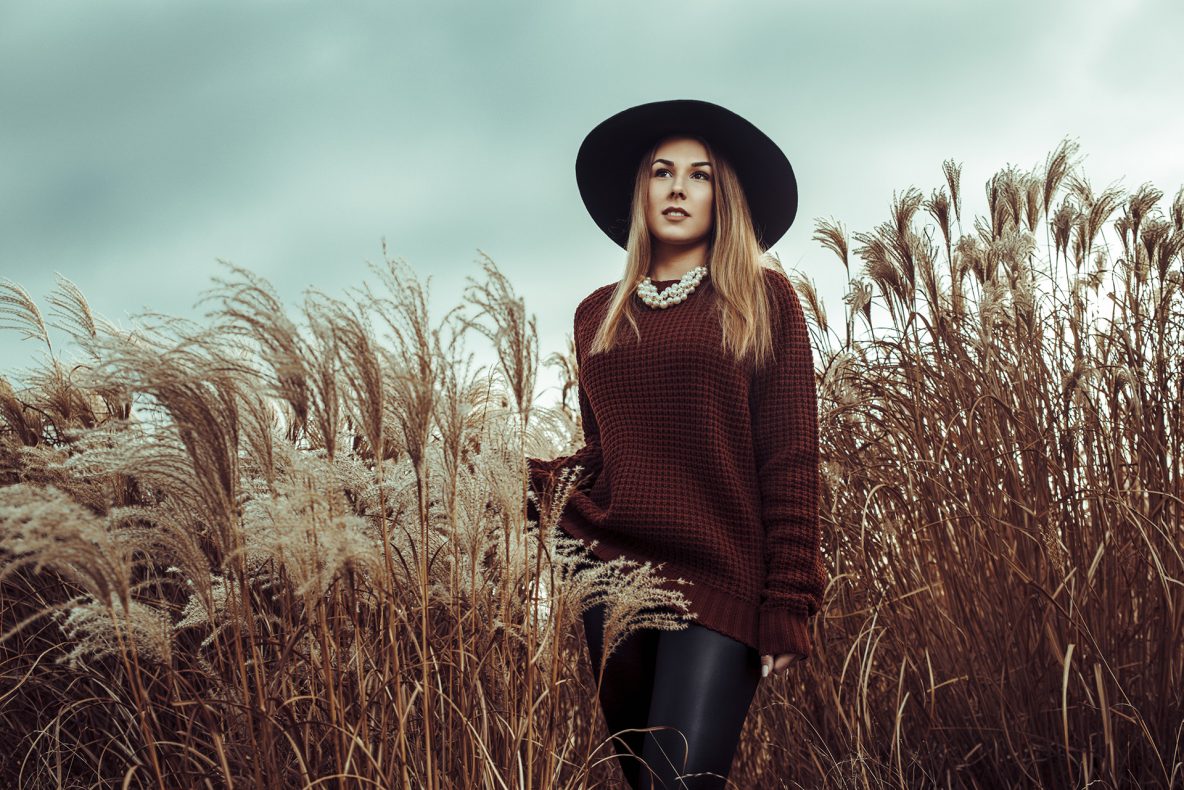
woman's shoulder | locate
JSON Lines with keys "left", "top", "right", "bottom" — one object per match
{"left": 759, "top": 262, "right": 803, "bottom": 309}
{"left": 759, "top": 261, "right": 793, "bottom": 292}
{"left": 575, "top": 281, "right": 619, "bottom": 319}
{"left": 756, "top": 263, "right": 810, "bottom": 342}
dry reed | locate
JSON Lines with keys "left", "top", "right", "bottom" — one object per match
{"left": 0, "top": 252, "right": 693, "bottom": 789}
{"left": 1, "top": 138, "right": 1182, "bottom": 787}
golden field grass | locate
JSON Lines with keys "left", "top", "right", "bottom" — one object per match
{"left": 1, "top": 139, "right": 1181, "bottom": 788}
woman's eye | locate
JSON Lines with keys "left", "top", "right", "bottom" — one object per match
{"left": 653, "top": 168, "right": 709, "bottom": 180}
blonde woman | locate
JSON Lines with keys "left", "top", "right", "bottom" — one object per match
{"left": 528, "top": 99, "right": 826, "bottom": 789}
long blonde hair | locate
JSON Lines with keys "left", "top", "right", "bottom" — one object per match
{"left": 586, "top": 134, "right": 779, "bottom": 373}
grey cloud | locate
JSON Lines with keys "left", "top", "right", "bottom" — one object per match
{"left": 3, "top": 0, "right": 1183, "bottom": 379}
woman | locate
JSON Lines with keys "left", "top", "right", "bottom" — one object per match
{"left": 527, "top": 99, "right": 826, "bottom": 789}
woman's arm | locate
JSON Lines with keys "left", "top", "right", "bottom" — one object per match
{"left": 526, "top": 382, "right": 602, "bottom": 525}
{"left": 749, "top": 271, "right": 827, "bottom": 659}
{"left": 526, "top": 307, "right": 603, "bottom": 526}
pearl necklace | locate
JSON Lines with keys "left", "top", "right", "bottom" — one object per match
{"left": 636, "top": 265, "right": 709, "bottom": 309}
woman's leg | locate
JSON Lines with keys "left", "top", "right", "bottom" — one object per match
{"left": 638, "top": 623, "right": 762, "bottom": 789}
{"left": 581, "top": 600, "right": 659, "bottom": 790}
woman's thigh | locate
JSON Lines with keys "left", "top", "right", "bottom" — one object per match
{"left": 581, "top": 601, "right": 659, "bottom": 787}
{"left": 639, "top": 623, "right": 762, "bottom": 789}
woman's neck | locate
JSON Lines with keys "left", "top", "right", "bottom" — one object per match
{"left": 648, "top": 240, "right": 709, "bottom": 280}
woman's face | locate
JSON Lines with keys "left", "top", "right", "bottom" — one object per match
{"left": 644, "top": 136, "right": 715, "bottom": 250}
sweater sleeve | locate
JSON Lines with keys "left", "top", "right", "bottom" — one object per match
{"left": 750, "top": 272, "right": 826, "bottom": 659}
{"left": 525, "top": 306, "right": 603, "bottom": 527}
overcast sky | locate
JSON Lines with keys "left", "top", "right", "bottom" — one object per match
{"left": 3, "top": 0, "right": 1182, "bottom": 406}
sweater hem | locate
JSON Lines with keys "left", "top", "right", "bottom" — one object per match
{"left": 557, "top": 522, "right": 766, "bottom": 656}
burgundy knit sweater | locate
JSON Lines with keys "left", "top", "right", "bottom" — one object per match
{"left": 527, "top": 265, "right": 826, "bottom": 659}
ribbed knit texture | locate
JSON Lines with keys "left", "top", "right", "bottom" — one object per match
{"left": 527, "top": 266, "right": 826, "bottom": 659}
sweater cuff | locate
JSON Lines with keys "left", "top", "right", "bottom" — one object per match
{"left": 526, "top": 455, "right": 572, "bottom": 527}
{"left": 757, "top": 607, "right": 812, "bottom": 659}
{"left": 525, "top": 456, "right": 554, "bottom": 526}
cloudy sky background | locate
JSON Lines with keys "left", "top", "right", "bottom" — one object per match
{"left": 3, "top": 0, "right": 1182, "bottom": 407}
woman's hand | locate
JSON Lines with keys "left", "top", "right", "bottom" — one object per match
{"left": 761, "top": 652, "right": 803, "bottom": 677}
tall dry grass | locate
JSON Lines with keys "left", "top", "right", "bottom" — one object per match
{"left": 0, "top": 139, "right": 1181, "bottom": 788}
{"left": 0, "top": 246, "right": 695, "bottom": 789}
{"left": 771, "top": 138, "right": 1182, "bottom": 788}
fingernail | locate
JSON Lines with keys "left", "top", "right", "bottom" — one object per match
{"left": 761, "top": 663, "right": 769, "bottom": 678}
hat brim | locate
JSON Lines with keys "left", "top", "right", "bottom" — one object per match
{"left": 575, "top": 99, "right": 798, "bottom": 250}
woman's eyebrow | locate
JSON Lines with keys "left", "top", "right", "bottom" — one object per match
{"left": 652, "top": 158, "right": 712, "bottom": 167}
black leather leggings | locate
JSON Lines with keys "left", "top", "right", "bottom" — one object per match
{"left": 580, "top": 599, "right": 763, "bottom": 789}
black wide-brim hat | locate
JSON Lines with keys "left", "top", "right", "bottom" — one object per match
{"left": 575, "top": 99, "right": 798, "bottom": 250}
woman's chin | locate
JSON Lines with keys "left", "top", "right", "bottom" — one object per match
{"left": 649, "top": 231, "right": 710, "bottom": 248}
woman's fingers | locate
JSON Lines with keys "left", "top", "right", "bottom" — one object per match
{"left": 760, "top": 653, "right": 803, "bottom": 677}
